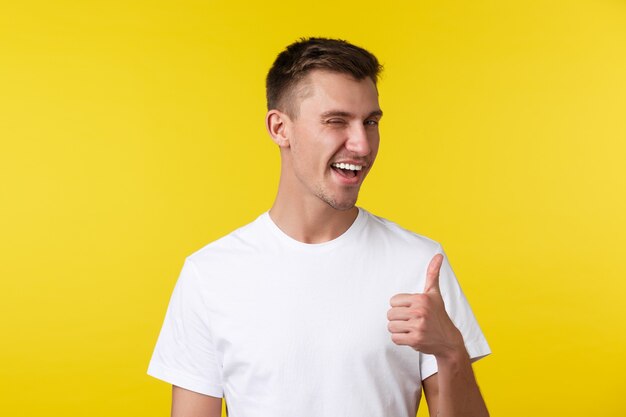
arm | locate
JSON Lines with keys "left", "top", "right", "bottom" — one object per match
{"left": 422, "top": 354, "right": 488, "bottom": 417}
{"left": 172, "top": 385, "right": 222, "bottom": 417}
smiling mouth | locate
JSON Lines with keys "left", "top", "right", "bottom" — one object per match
{"left": 330, "top": 162, "right": 363, "bottom": 179}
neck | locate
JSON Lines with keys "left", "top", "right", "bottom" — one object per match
{"left": 269, "top": 191, "right": 359, "bottom": 244}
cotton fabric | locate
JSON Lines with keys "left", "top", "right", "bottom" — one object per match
{"left": 147, "top": 207, "right": 490, "bottom": 416}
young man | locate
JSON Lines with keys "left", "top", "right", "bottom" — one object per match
{"left": 147, "top": 38, "right": 491, "bottom": 417}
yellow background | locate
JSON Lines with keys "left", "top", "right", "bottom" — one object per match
{"left": 1, "top": 0, "right": 625, "bottom": 416}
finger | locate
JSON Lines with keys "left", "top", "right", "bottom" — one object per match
{"left": 387, "top": 306, "right": 418, "bottom": 321}
{"left": 387, "top": 320, "right": 412, "bottom": 334}
{"left": 390, "top": 332, "right": 413, "bottom": 346}
{"left": 424, "top": 253, "right": 443, "bottom": 293}
{"left": 389, "top": 293, "right": 414, "bottom": 307}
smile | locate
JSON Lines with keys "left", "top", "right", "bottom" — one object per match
{"left": 331, "top": 162, "right": 363, "bottom": 171}
{"left": 330, "top": 162, "right": 365, "bottom": 181}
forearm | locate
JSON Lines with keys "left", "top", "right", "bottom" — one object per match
{"left": 434, "top": 348, "right": 489, "bottom": 417}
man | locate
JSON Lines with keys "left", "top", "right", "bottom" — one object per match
{"left": 147, "top": 37, "right": 491, "bottom": 417}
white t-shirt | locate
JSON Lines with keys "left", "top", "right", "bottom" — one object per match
{"left": 147, "top": 207, "right": 490, "bottom": 416}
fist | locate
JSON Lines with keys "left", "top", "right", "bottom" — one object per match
{"left": 387, "top": 254, "right": 465, "bottom": 358}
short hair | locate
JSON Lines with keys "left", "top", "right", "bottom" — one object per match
{"left": 266, "top": 37, "right": 383, "bottom": 118}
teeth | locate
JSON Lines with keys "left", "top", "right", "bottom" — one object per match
{"left": 332, "top": 162, "right": 363, "bottom": 171}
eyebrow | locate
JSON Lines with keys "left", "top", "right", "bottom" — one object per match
{"left": 320, "top": 109, "right": 384, "bottom": 119}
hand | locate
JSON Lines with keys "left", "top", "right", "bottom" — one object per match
{"left": 387, "top": 254, "right": 465, "bottom": 359}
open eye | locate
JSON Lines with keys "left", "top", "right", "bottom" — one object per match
{"left": 365, "top": 119, "right": 379, "bottom": 126}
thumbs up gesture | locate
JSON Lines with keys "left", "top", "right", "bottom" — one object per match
{"left": 387, "top": 254, "right": 465, "bottom": 358}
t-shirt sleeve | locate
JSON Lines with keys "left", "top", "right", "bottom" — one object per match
{"left": 420, "top": 245, "right": 491, "bottom": 381}
{"left": 147, "top": 258, "right": 223, "bottom": 397}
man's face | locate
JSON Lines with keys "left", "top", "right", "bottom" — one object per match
{"left": 282, "top": 70, "right": 382, "bottom": 211}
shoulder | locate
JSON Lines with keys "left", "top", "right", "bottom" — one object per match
{"left": 186, "top": 212, "right": 272, "bottom": 268}
{"left": 360, "top": 208, "right": 442, "bottom": 254}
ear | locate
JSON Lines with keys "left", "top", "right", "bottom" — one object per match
{"left": 265, "top": 109, "right": 291, "bottom": 148}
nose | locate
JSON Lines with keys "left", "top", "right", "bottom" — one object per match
{"left": 345, "top": 123, "right": 371, "bottom": 156}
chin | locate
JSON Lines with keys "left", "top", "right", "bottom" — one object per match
{"left": 331, "top": 203, "right": 356, "bottom": 211}
{"left": 315, "top": 184, "right": 360, "bottom": 211}
{"left": 323, "top": 195, "right": 359, "bottom": 211}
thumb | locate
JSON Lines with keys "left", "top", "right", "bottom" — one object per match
{"left": 424, "top": 254, "right": 444, "bottom": 294}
